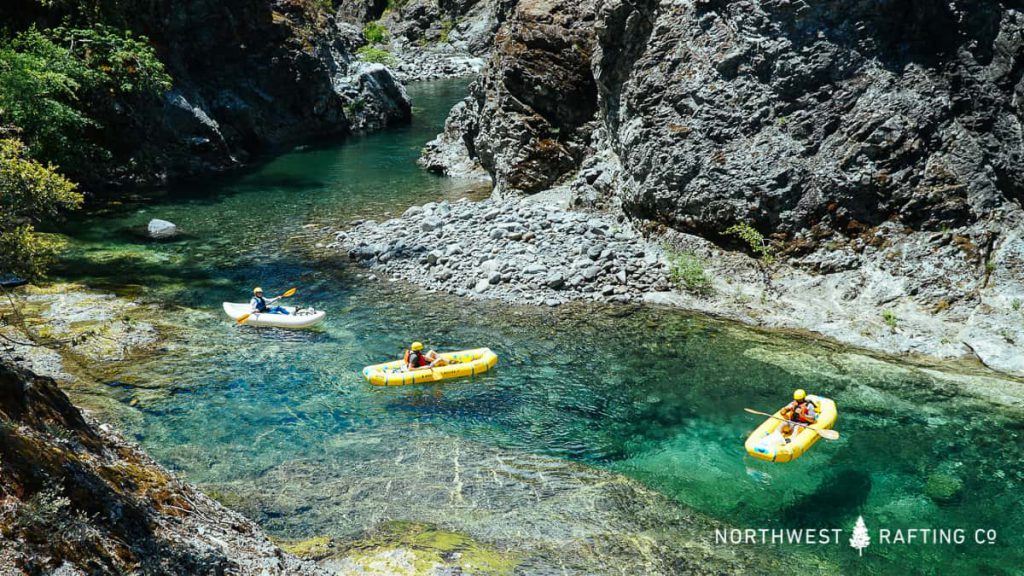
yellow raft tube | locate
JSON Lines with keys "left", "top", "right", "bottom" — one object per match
{"left": 363, "top": 347, "right": 498, "bottom": 386}
{"left": 744, "top": 395, "right": 837, "bottom": 463}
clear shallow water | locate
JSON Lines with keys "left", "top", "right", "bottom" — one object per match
{"left": 54, "top": 79, "right": 1023, "bottom": 574}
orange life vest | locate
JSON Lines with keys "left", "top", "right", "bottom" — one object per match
{"left": 404, "top": 349, "right": 427, "bottom": 368}
{"left": 782, "top": 399, "right": 817, "bottom": 424}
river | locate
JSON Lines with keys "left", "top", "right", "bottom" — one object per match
{"left": 54, "top": 79, "right": 1023, "bottom": 575}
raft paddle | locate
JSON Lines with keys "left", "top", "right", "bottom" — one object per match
{"left": 743, "top": 408, "right": 840, "bottom": 440}
{"left": 236, "top": 288, "right": 298, "bottom": 325}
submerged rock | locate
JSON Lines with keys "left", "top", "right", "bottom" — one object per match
{"left": 0, "top": 362, "right": 326, "bottom": 575}
{"left": 925, "top": 473, "right": 965, "bottom": 505}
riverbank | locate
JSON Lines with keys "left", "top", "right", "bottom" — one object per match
{"left": 332, "top": 188, "right": 669, "bottom": 307}
{"left": 329, "top": 190, "right": 1024, "bottom": 379}
{"left": 0, "top": 285, "right": 329, "bottom": 575}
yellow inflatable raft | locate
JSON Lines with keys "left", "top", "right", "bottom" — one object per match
{"left": 363, "top": 347, "right": 498, "bottom": 386}
{"left": 744, "top": 395, "right": 837, "bottom": 463}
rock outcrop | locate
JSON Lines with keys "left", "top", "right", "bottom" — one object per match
{"left": 420, "top": 0, "right": 1024, "bottom": 374}
{"left": 432, "top": 0, "right": 1024, "bottom": 233}
{"left": 421, "top": 0, "right": 600, "bottom": 191}
{"left": 0, "top": 362, "right": 326, "bottom": 575}
{"left": 2, "top": 0, "right": 412, "bottom": 187}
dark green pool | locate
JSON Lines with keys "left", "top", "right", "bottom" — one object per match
{"left": 55, "top": 79, "right": 1024, "bottom": 575}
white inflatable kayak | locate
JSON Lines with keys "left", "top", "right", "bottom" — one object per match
{"left": 222, "top": 302, "right": 326, "bottom": 329}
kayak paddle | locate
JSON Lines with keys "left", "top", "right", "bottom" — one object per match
{"left": 236, "top": 287, "right": 298, "bottom": 325}
{"left": 743, "top": 407, "right": 840, "bottom": 440}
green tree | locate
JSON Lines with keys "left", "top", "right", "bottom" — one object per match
{"left": 0, "top": 25, "right": 171, "bottom": 176}
{"left": 0, "top": 27, "right": 94, "bottom": 172}
{"left": 0, "top": 137, "right": 83, "bottom": 280}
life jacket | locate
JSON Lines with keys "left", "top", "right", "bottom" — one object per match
{"left": 404, "top": 349, "right": 427, "bottom": 368}
{"left": 783, "top": 399, "right": 817, "bottom": 424}
{"left": 253, "top": 295, "right": 268, "bottom": 312}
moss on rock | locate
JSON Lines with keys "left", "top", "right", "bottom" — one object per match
{"left": 308, "top": 521, "right": 517, "bottom": 575}
{"left": 925, "top": 473, "right": 964, "bottom": 504}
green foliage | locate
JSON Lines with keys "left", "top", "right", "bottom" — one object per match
{"left": 0, "top": 138, "right": 82, "bottom": 280}
{"left": 882, "top": 309, "right": 898, "bottom": 331}
{"left": 439, "top": 19, "right": 454, "bottom": 43}
{"left": 49, "top": 25, "right": 172, "bottom": 96}
{"left": 356, "top": 45, "right": 396, "bottom": 66}
{"left": 1012, "top": 298, "right": 1022, "bottom": 312}
{"left": 725, "top": 222, "right": 776, "bottom": 266}
{"left": 363, "top": 21, "right": 388, "bottom": 45}
{"left": 0, "top": 28, "right": 94, "bottom": 171}
{"left": 0, "top": 25, "right": 170, "bottom": 175}
{"left": 666, "top": 247, "right": 711, "bottom": 293}
{"left": 310, "top": 0, "right": 335, "bottom": 13}
{"left": 344, "top": 97, "right": 366, "bottom": 118}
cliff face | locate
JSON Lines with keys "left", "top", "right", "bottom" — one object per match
{"left": 431, "top": 0, "right": 1024, "bottom": 233}
{"left": 422, "top": 0, "right": 599, "bottom": 190}
{"left": 0, "top": 362, "right": 326, "bottom": 575}
{"left": 600, "top": 0, "right": 1023, "bottom": 240}
{"left": 422, "top": 0, "right": 1024, "bottom": 373}
{"left": 1, "top": 0, "right": 412, "bottom": 187}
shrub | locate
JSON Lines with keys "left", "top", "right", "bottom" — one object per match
{"left": 439, "top": 19, "right": 454, "bottom": 43}
{"left": 725, "top": 222, "right": 775, "bottom": 266}
{"left": 343, "top": 98, "right": 365, "bottom": 118}
{"left": 356, "top": 45, "right": 396, "bottom": 66}
{"left": 0, "top": 138, "right": 82, "bottom": 279}
{"left": 362, "top": 21, "right": 388, "bottom": 45}
{"left": 1012, "top": 298, "right": 1021, "bottom": 312}
{"left": 882, "top": 309, "right": 897, "bottom": 331}
{"left": 667, "top": 248, "right": 711, "bottom": 293}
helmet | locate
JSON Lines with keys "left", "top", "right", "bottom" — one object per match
{"left": 793, "top": 389, "right": 806, "bottom": 401}
{"left": 782, "top": 423, "right": 793, "bottom": 434}
{"left": 411, "top": 341, "right": 424, "bottom": 351}
{"left": 253, "top": 287, "right": 263, "bottom": 294}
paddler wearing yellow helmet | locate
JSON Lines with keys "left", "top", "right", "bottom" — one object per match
{"left": 250, "top": 286, "right": 289, "bottom": 315}
{"left": 781, "top": 388, "right": 817, "bottom": 434}
{"left": 403, "top": 341, "right": 446, "bottom": 371}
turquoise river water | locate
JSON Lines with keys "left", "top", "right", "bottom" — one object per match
{"left": 54, "top": 79, "right": 1023, "bottom": 574}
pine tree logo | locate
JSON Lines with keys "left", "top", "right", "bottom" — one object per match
{"left": 849, "top": 515, "right": 871, "bottom": 556}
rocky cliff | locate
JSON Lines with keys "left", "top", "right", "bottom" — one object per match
{"left": 420, "top": 0, "right": 1024, "bottom": 374}
{"left": 429, "top": 0, "right": 1024, "bottom": 229}
{"left": 0, "top": 361, "right": 327, "bottom": 575}
{"left": 1, "top": 0, "right": 412, "bottom": 187}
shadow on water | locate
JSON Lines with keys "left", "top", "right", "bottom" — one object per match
{"left": 782, "top": 468, "right": 872, "bottom": 527}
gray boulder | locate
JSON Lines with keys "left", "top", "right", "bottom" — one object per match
{"left": 146, "top": 219, "right": 178, "bottom": 239}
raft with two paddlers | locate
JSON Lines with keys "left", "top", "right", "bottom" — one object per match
{"left": 744, "top": 394, "right": 838, "bottom": 463}
{"left": 362, "top": 347, "right": 498, "bottom": 386}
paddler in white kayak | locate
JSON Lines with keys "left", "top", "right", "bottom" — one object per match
{"left": 250, "top": 287, "right": 289, "bottom": 315}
